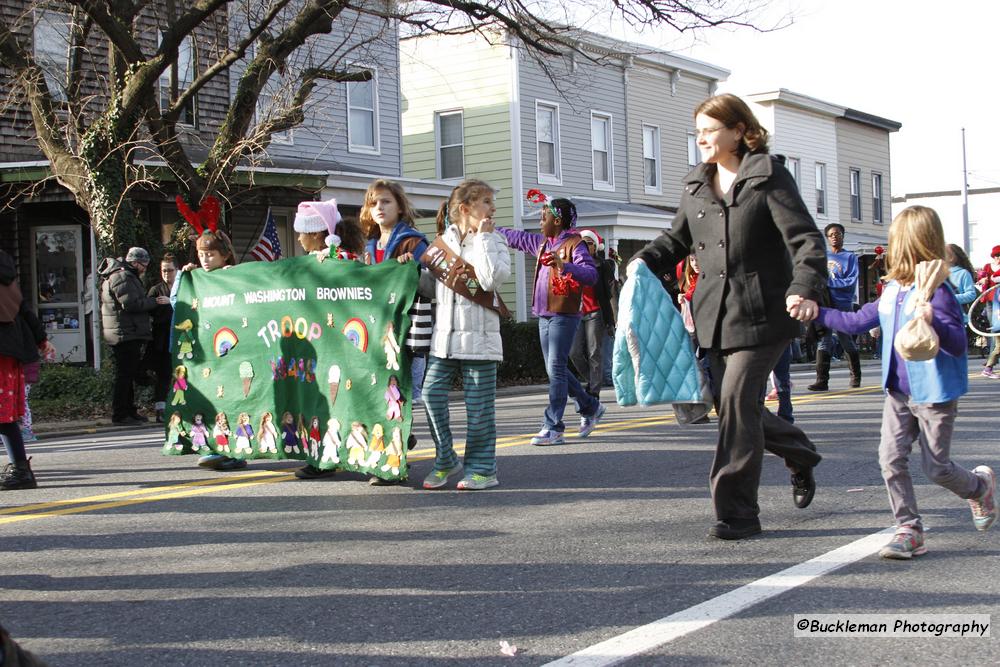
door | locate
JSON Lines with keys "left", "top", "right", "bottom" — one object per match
{"left": 32, "top": 226, "right": 86, "bottom": 362}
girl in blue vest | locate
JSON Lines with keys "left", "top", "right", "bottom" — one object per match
{"left": 811, "top": 206, "right": 996, "bottom": 559}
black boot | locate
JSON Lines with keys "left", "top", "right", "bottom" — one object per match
{"left": 1, "top": 458, "right": 38, "bottom": 491}
{"left": 807, "top": 351, "right": 831, "bottom": 391}
{"left": 847, "top": 351, "right": 862, "bottom": 388}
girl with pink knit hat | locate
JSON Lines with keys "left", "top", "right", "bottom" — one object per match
{"left": 293, "top": 198, "right": 364, "bottom": 261}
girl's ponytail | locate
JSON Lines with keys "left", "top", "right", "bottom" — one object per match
{"left": 435, "top": 200, "right": 450, "bottom": 235}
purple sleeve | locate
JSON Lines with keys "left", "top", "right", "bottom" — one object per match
{"left": 498, "top": 228, "right": 544, "bottom": 255}
{"left": 816, "top": 299, "right": 880, "bottom": 334}
{"left": 563, "top": 242, "right": 598, "bottom": 286}
{"left": 929, "top": 285, "right": 967, "bottom": 358}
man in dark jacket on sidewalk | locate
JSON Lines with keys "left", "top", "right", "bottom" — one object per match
{"left": 98, "top": 247, "right": 168, "bottom": 425}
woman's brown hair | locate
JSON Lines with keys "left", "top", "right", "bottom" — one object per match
{"left": 359, "top": 179, "right": 420, "bottom": 240}
{"left": 695, "top": 93, "right": 769, "bottom": 156}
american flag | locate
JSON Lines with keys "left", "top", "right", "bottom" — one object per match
{"left": 248, "top": 208, "right": 282, "bottom": 262}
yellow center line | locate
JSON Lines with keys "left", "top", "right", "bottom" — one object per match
{"left": 0, "top": 377, "right": 948, "bottom": 524}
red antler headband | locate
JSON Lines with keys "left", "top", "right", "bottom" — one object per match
{"left": 175, "top": 195, "right": 221, "bottom": 235}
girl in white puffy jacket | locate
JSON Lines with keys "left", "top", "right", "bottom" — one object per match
{"left": 421, "top": 180, "right": 511, "bottom": 490}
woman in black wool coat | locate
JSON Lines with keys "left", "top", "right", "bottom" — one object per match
{"left": 631, "top": 94, "right": 828, "bottom": 540}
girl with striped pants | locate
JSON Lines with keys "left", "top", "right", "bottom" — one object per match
{"left": 421, "top": 180, "right": 511, "bottom": 490}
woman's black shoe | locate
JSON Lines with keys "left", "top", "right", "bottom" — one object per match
{"left": 791, "top": 467, "right": 816, "bottom": 508}
{"left": 708, "top": 518, "right": 762, "bottom": 540}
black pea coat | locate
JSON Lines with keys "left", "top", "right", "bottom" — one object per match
{"left": 636, "top": 152, "right": 827, "bottom": 351}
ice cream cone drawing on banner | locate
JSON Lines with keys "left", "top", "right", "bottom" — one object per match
{"left": 382, "top": 426, "right": 403, "bottom": 475}
{"left": 214, "top": 413, "right": 232, "bottom": 454}
{"left": 366, "top": 423, "right": 386, "bottom": 467}
{"left": 239, "top": 361, "right": 254, "bottom": 398}
{"left": 328, "top": 365, "right": 341, "bottom": 406}
{"left": 234, "top": 412, "right": 254, "bottom": 454}
{"left": 383, "top": 323, "right": 400, "bottom": 371}
{"left": 258, "top": 412, "right": 278, "bottom": 454}
{"left": 281, "top": 412, "right": 299, "bottom": 454}
{"left": 321, "top": 418, "right": 342, "bottom": 464}
{"left": 347, "top": 422, "right": 369, "bottom": 466}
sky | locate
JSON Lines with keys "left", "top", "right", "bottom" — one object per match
{"left": 595, "top": 0, "right": 1000, "bottom": 198}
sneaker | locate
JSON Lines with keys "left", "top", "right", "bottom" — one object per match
{"left": 879, "top": 525, "right": 927, "bottom": 559}
{"left": 981, "top": 367, "right": 998, "bottom": 379}
{"left": 370, "top": 476, "right": 405, "bottom": 486}
{"left": 968, "top": 465, "right": 997, "bottom": 532}
{"left": 456, "top": 473, "right": 499, "bottom": 490}
{"left": 295, "top": 465, "right": 336, "bottom": 480}
{"left": 20, "top": 427, "right": 37, "bottom": 443}
{"left": 578, "top": 403, "right": 607, "bottom": 438}
{"left": 215, "top": 457, "right": 248, "bottom": 472}
{"left": 422, "top": 463, "right": 464, "bottom": 489}
{"left": 530, "top": 429, "right": 565, "bottom": 446}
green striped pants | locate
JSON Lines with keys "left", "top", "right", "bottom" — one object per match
{"left": 421, "top": 356, "right": 498, "bottom": 476}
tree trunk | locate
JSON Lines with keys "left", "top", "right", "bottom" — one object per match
{"left": 81, "top": 120, "right": 147, "bottom": 259}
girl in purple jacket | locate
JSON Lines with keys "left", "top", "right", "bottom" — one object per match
{"left": 499, "top": 196, "right": 606, "bottom": 445}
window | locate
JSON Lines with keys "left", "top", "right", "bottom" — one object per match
{"left": 158, "top": 32, "right": 197, "bottom": 126}
{"left": 872, "top": 173, "right": 884, "bottom": 224}
{"left": 257, "top": 72, "right": 293, "bottom": 145}
{"left": 687, "top": 132, "right": 700, "bottom": 167}
{"left": 436, "top": 110, "right": 464, "bottom": 180}
{"left": 850, "top": 168, "right": 862, "bottom": 220}
{"left": 642, "top": 125, "right": 660, "bottom": 192}
{"left": 591, "top": 112, "right": 613, "bottom": 189}
{"left": 815, "top": 163, "right": 827, "bottom": 216}
{"left": 786, "top": 157, "right": 800, "bottom": 189}
{"left": 347, "top": 70, "right": 379, "bottom": 153}
{"left": 34, "top": 10, "right": 71, "bottom": 102}
{"left": 535, "top": 102, "right": 561, "bottom": 183}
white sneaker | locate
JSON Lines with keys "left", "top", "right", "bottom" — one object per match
{"left": 578, "top": 403, "right": 607, "bottom": 438}
{"left": 969, "top": 465, "right": 997, "bottom": 532}
{"left": 530, "top": 430, "right": 565, "bottom": 446}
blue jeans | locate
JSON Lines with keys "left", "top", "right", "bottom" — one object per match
{"left": 772, "top": 344, "right": 793, "bottom": 423}
{"left": 539, "top": 315, "right": 599, "bottom": 432}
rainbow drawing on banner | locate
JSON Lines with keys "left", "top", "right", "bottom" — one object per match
{"left": 342, "top": 317, "right": 369, "bottom": 352}
{"left": 213, "top": 327, "right": 239, "bottom": 357}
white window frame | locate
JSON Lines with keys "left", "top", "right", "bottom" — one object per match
{"left": 535, "top": 100, "right": 562, "bottom": 185}
{"left": 849, "top": 168, "right": 862, "bottom": 221}
{"left": 33, "top": 9, "right": 71, "bottom": 103}
{"left": 435, "top": 109, "right": 464, "bottom": 181}
{"left": 591, "top": 111, "right": 614, "bottom": 191}
{"left": 256, "top": 71, "right": 293, "bottom": 146}
{"left": 642, "top": 124, "right": 661, "bottom": 194}
{"left": 158, "top": 31, "right": 197, "bottom": 127}
{"left": 815, "top": 162, "right": 827, "bottom": 217}
{"left": 786, "top": 157, "right": 800, "bottom": 189}
{"left": 872, "top": 172, "right": 884, "bottom": 224}
{"left": 686, "top": 132, "right": 700, "bottom": 167}
{"left": 347, "top": 66, "right": 380, "bottom": 155}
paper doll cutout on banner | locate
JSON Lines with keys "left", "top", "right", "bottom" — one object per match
{"left": 321, "top": 418, "right": 342, "bottom": 465}
{"left": 189, "top": 413, "right": 210, "bottom": 453}
{"left": 281, "top": 412, "right": 299, "bottom": 454}
{"left": 175, "top": 319, "right": 196, "bottom": 359}
{"left": 214, "top": 413, "right": 232, "bottom": 454}
{"left": 258, "top": 412, "right": 278, "bottom": 455}
{"left": 171, "top": 366, "right": 188, "bottom": 405}
{"left": 164, "top": 412, "right": 187, "bottom": 453}
{"left": 234, "top": 412, "right": 254, "bottom": 454}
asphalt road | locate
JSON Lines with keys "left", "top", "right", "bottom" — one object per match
{"left": 2, "top": 360, "right": 998, "bottom": 666}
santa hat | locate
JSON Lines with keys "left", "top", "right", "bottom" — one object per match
{"left": 295, "top": 199, "right": 341, "bottom": 234}
{"left": 992, "top": 245, "right": 1000, "bottom": 257}
{"left": 578, "top": 229, "right": 604, "bottom": 252}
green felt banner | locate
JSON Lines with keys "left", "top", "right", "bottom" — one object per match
{"left": 163, "top": 257, "right": 418, "bottom": 480}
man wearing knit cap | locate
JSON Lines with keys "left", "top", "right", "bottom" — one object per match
{"left": 97, "top": 246, "right": 169, "bottom": 425}
{"left": 294, "top": 199, "right": 343, "bottom": 255}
